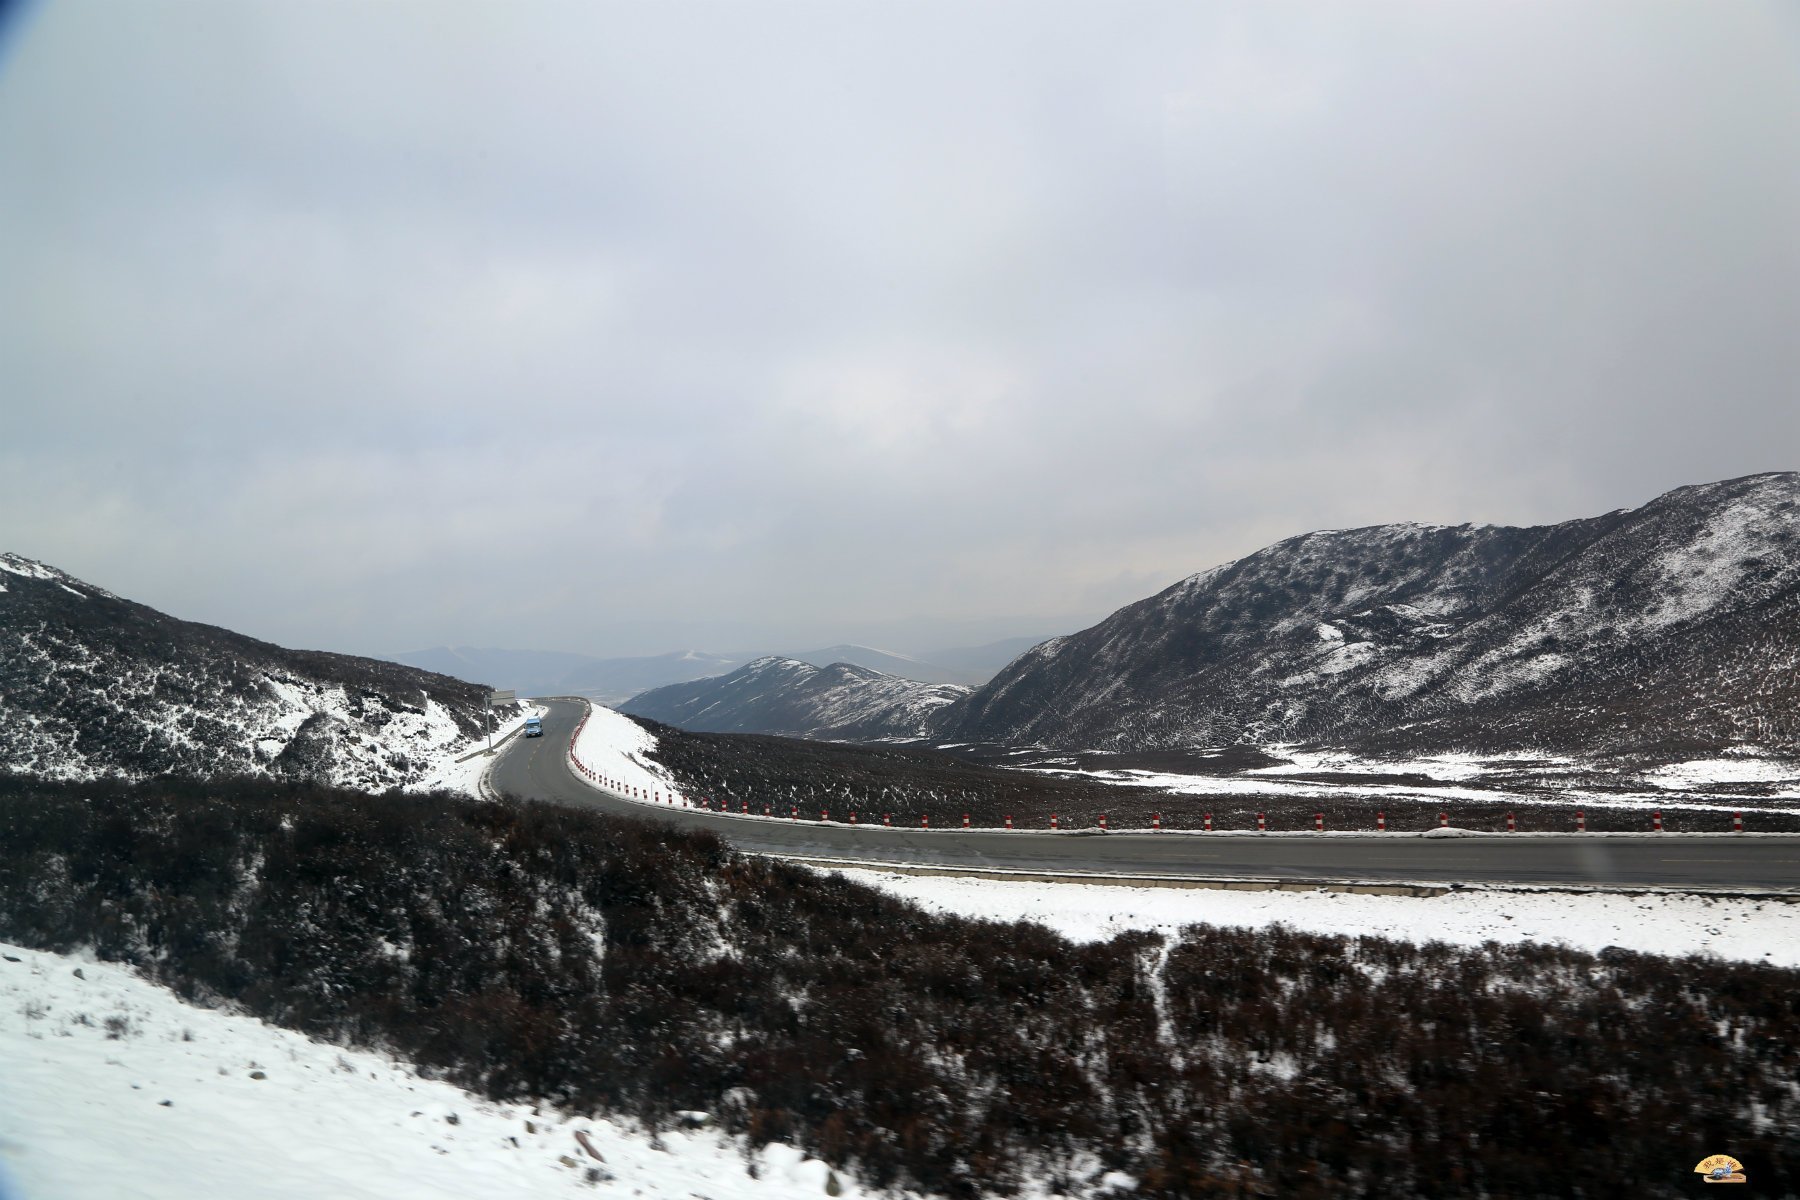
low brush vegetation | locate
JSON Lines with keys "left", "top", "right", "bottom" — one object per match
{"left": 2, "top": 775, "right": 1797, "bottom": 1198}
{"left": 640, "top": 719, "right": 1800, "bottom": 833}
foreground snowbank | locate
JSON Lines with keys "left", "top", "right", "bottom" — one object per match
{"left": 0, "top": 943, "right": 870, "bottom": 1200}
{"left": 828, "top": 867, "right": 1800, "bottom": 966}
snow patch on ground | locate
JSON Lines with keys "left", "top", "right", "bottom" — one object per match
{"left": 571, "top": 704, "right": 683, "bottom": 798}
{"left": 1648, "top": 754, "right": 1800, "bottom": 790}
{"left": 827, "top": 868, "right": 1800, "bottom": 966}
{"left": 0, "top": 942, "right": 884, "bottom": 1200}
{"left": 1043, "top": 743, "right": 1800, "bottom": 808}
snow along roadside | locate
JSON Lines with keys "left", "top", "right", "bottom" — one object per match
{"left": 412, "top": 702, "right": 546, "bottom": 799}
{"left": 824, "top": 867, "right": 1800, "bottom": 967}
{"left": 567, "top": 701, "right": 684, "bottom": 801}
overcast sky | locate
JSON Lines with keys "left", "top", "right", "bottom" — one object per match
{"left": 2, "top": 2, "right": 1797, "bottom": 659}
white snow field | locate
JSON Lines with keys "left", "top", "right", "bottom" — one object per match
{"left": 0, "top": 942, "right": 882, "bottom": 1200}
{"left": 827, "top": 867, "right": 1800, "bottom": 966}
{"left": 569, "top": 703, "right": 683, "bottom": 799}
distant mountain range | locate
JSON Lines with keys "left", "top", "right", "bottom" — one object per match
{"left": 624, "top": 473, "right": 1800, "bottom": 763}
{"left": 385, "top": 637, "right": 1047, "bottom": 703}
{"left": 0, "top": 554, "right": 513, "bottom": 788}
{"left": 622, "top": 657, "right": 970, "bottom": 740}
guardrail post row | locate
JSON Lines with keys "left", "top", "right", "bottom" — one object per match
{"left": 1576, "top": 810, "right": 1586, "bottom": 833}
{"left": 1314, "top": 812, "right": 1324, "bottom": 832}
{"left": 1506, "top": 811, "right": 1515, "bottom": 832}
{"left": 1257, "top": 812, "right": 1266, "bottom": 832}
{"left": 1377, "top": 811, "right": 1386, "bottom": 832}
{"left": 1734, "top": 811, "right": 1744, "bottom": 833}
{"left": 1653, "top": 810, "right": 1663, "bottom": 832}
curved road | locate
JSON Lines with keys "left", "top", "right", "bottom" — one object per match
{"left": 491, "top": 700, "right": 1800, "bottom": 892}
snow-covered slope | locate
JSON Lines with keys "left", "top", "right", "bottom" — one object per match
{"left": 944, "top": 472, "right": 1800, "bottom": 757}
{"left": 622, "top": 656, "right": 969, "bottom": 741}
{"left": 0, "top": 941, "right": 880, "bottom": 1200}
{"left": 0, "top": 554, "right": 515, "bottom": 789}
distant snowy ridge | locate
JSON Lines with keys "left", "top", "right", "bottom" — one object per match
{"left": 0, "top": 553, "right": 515, "bottom": 790}
{"left": 622, "top": 656, "right": 969, "bottom": 740}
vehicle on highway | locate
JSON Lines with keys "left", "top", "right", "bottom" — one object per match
{"left": 524, "top": 716, "right": 543, "bottom": 738}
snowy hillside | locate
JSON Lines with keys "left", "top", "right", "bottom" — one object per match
{"left": 948, "top": 472, "right": 1800, "bottom": 756}
{"left": 0, "top": 942, "right": 878, "bottom": 1200}
{"left": 622, "top": 656, "right": 969, "bottom": 740}
{"left": 0, "top": 554, "right": 515, "bottom": 789}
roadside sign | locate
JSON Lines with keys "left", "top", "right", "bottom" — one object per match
{"left": 487, "top": 690, "right": 516, "bottom": 705}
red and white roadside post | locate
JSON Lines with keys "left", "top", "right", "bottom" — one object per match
{"left": 1506, "top": 811, "right": 1516, "bottom": 832}
{"left": 1203, "top": 813, "right": 1213, "bottom": 832}
{"left": 963, "top": 813, "right": 970, "bottom": 829}
{"left": 764, "top": 803, "right": 772, "bottom": 817}
{"left": 821, "top": 810, "right": 828, "bottom": 822}
{"left": 1257, "top": 812, "right": 1266, "bottom": 832}
{"left": 1152, "top": 813, "right": 1161, "bottom": 832}
{"left": 922, "top": 814, "right": 930, "bottom": 829}
{"left": 1734, "top": 811, "right": 1744, "bottom": 833}
{"left": 1314, "top": 813, "right": 1324, "bottom": 832}
{"left": 1052, "top": 814, "right": 1059, "bottom": 830}
{"left": 884, "top": 813, "right": 891, "bottom": 827}
{"left": 1005, "top": 815, "right": 1012, "bottom": 829}
{"left": 1653, "top": 811, "right": 1663, "bottom": 832}
{"left": 1377, "top": 812, "right": 1387, "bottom": 832}
{"left": 791, "top": 805, "right": 798, "bottom": 820}
{"left": 1439, "top": 812, "right": 1449, "bottom": 829}
{"left": 1099, "top": 814, "right": 1108, "bottom": 831}
{"left": 850, "top": 812, "right": 857, "bottom": 825}
{"left": 1576, "top": 810, "right": 1587, "bottom": 833}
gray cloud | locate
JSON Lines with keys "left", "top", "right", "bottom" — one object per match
{"left": 2, "top": 1, "right": 1796, "bottom": 658}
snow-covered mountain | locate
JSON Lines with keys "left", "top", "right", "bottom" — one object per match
{"left": 0, "top": 554, "right": 514, "bottom": 787}
{"left": 625, "top": 474, "right": 1800, "bottom": 761}
{"left": 947, "top": 472, "right": 1800, "bottom": 757}
{"left": 620, "top": 656, "right": 969, "bottom": 740}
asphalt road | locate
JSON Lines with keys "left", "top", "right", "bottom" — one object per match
{"left": 490, "top": 700, "right": 1800, "bottom": 891}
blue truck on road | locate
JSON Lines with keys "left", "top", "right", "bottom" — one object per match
{"left": 524, "top": 716, "right": 543, "bottom": 738}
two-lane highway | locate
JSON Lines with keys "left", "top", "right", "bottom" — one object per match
{"left": 490, "top": 700, "right": 1800, "bottom": 891}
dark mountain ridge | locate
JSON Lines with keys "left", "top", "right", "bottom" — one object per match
{"left": 627, "top": 473, "right": 1800, "bottom": 761}
{"left": 949, "top": 472, "right": 1800, "bottom": 757}
{"left": 0, "top": 553, "right": 512, "bottom": 786}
